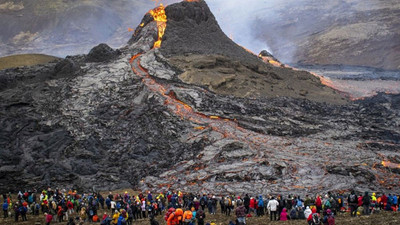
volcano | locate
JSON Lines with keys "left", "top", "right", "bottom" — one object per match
{"left": 0, "top": 0, "right": 399, "bottom": 195}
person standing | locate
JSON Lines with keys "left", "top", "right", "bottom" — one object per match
{"left": 45, "top": 213, "right": 53, "bottom": 225}
{"left": 196, "top": 209, "right": 205, "bottom": 225}
{"left": 362, "top": 192, "right": 371, "bottom": 215}
{"left": 243, "top": 194, "right": 250, "bottom": 214}
{"left": 235, "top": 200, "right": 246, "bottom": 225}
{"left": 2, "top": 200, "right": 8, "bottom": 218}
{"left": 348, "top": 191, "right": 358, "bottom": 217}
{"left": 315, "top": 195, "right": 322, "bottom": 213}
{"left": 267, "top": 197, "right": 279, "bottom": 221}
{"left": 257, "top": 195, "right": 264, "bottom": 216}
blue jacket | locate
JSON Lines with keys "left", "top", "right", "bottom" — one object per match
{"left": 2, "top": 202, "right": 8, "bottom": 210}
{"left": 117, "top": 215, "right": 125, "bottom": 225}
{"left": 258, "top": 196, "right": 264, "bottom": 207}
{"left": 393, "top": 195, "right": 398, "bottom": 205}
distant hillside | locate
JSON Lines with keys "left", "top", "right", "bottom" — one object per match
{"left": 252, "top": 0, "right": 400, "bottom": 70}
{"left": 0, "top": 54, "right": 58, "bottom": 70}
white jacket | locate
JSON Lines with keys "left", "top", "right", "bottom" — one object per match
{"left": 267, "top": 199, "right": 279, "bottom": 211}
{"left": 304, "top": 207, "right": 312, "bottom": 219}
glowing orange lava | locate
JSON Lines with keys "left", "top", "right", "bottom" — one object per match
{"left": 149, "top": 4, "right": 167, "bottom": 48}
{"left": 381, "top": 161, "right": 400, "bottom": 169}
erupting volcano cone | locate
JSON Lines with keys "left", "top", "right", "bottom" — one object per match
{"left": 130, "top": 0, "right": 347, "bottom": 104}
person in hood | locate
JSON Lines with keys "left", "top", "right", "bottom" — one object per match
{"left": 235, "top": 200, "right": 246, "bottom": 225}
{"left": 304, "top": 206, "right": 312, "bottom": 219}
{"left": 45, "top": 212, "right": 53, "bottom": 225}
{"left": 307, "top": 207, "right": 318, "bottom": 224}
{"left": 257, "top": 195, "right": 264, "bottom": 216}
{"left": 322, "top": 209, "right": 335, "bottom": 225}
{"left": 315, "top": 195, "right": 322, "bottom": 213}
{"left": 280, "top": 208, "right": 288, "bottom": 221}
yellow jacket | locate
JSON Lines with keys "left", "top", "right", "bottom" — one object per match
{"left": 112, "top": 212, "right": 120, "bottom": 224}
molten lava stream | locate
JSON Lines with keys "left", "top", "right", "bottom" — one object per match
{"left": 129, "top": 53, "right": 283, "bottom": 151}
{"left": 149, "top": 4, "right": 167, "bottom": 48}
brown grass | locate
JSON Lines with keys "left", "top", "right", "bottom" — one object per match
{"left": 0, "top": 54, "right": 59, "bottom": 70}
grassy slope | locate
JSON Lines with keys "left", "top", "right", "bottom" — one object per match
{"left": 0, "top": 54, "right": 59, "bottom": 70}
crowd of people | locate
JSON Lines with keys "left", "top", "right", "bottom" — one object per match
{"left": 1, "top": 188, "right": 399, "bottom": 225}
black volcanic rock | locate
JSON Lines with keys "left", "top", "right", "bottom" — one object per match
{"left": 54, "top": 58, "right": 80, "bottom": 76}
{"left": 86, "top": 43, "right": 121, "bottom": 62}
{"left": 161, "top": 0, "right": 260, "bottom": 66}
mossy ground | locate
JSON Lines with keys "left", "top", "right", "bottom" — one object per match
{"left": 0, "top": 54, "right": 59, "bottom": 70}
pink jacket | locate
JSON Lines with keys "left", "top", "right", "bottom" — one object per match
{"left": 280, "top": 208, "right": 288, "bottom": 221}
{"left": 46, "top": 214, "right": 53, "bottom": 223}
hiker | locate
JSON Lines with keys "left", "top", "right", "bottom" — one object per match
{"left": 2, "top": 200, "right": 8, "bottom": 218}
{"left": 257, "top": 195, "right": 264, "bottom": 216}
{"left": 196, "top": 209, "right": 206, "bottom": 225}
{"left": 267, "top": 196, "right": 279, "bottom": 221}
{"left": 279, "top": 208, "right": 288, "bottom": 221}
{"left": 235, "top": 200, "right": 246, "bottom": 225}
{"left": 182, "top": 207, "right": 193, "bottom": 225}
{"left": 362, "top": 192, "right": 370, "bottom": 215}
{"left": 307, "top": 208, "right": 321, "bottom": 225}
{"left": 322, "top": 209, "right": 335, "bottom": 225}
{"left": 167, "top": 208, "right": 183, "bottom": 225}
{"left": 112, "top": 210, "right": 120, "bottom": 225}
{"left": 348, "top": 190, "right": 358, "bottom": 217}
{"left": 14, "top": 202, "right": 20, "bottom": 222}
{"left": 315, "top": 195, "right": 322, "bottom": 213}
{"left": 44, "top": 212, "right": 53, "bottom": 225}
{"left": 304, "top": 206, "right": 312, "bottom": 219}
{"left": 243, "top": 194, "right": 250, "bottom": 214}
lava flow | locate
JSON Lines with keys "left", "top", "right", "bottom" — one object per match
{"left": 149, "top": 4, "right": 167, "bottom": 48}
{"left": 129, "top": 52, "right": 280, "bottom": 152}
{"left": 382, "top": 160, "right": 400, "bottom": 169}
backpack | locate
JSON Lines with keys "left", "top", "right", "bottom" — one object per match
{"left": 349, "top": 194, "right": 356, "bottom": 203}
{"left": 327, "top": 215, "right": 335, "bottom": 225}
{"left": 324, "top": 200, "right": 331, "bottom": 208}
{"left": 200, "top": 198, "right": 205, "bottom": 206}
{"left": 311, "top": 213, "right": 320, "bottom": 225}
{"left": 121, "top": 218, "right": 127, "bottom": 225}
{"left": 184, "top": 211, "right": 193, "bottom": 222}
{"left": 100, "top": 217, "right": 112, "bottom": 225}
{"left": 224, "top": 199, "right": 230, "bottom": 206}
{"left": 164, "top": 208, "right": 175, "bottom": 221}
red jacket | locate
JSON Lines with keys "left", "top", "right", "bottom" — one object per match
{"left": 358, "top": 196, "right": 363, "bottom": 206}
{"left": 67, "top": 201, "right": 73, "bottom": 209}
{"left": 249, "top": 198, "right": 257, "bottom": 209}
{"left": 381, "top": 194, "right": 388, "bottom": 204}
{"left": 307, "top": 208, "right": 317, "bottom": 222}
{"left": 315, "top": 197, "right": 322, "bottom": 207}
{"left": 46, "top": 214, "right": 53, "bottom": 223}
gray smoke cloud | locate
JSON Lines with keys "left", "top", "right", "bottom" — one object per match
{"left": 1, "top": 0, "right": 396, "bottom": 69}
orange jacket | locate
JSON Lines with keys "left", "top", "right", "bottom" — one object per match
{"left": 183, "top": 210, "right": 193, "bottom": 222}
{"left": 167, "top": 208, "right": 184, "bottom": 225}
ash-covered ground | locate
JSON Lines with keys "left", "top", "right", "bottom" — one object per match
{"left": 0, "top": 0, "right": 399, "bottom": 195}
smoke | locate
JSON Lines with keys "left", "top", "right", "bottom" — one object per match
{"left": 1, "top": 0, "right": 397, "bottom": 69}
